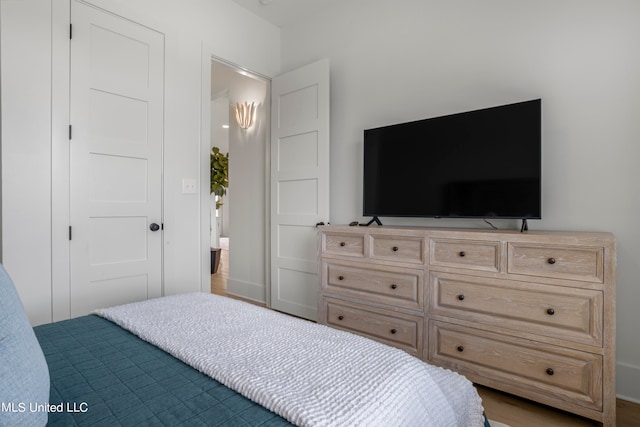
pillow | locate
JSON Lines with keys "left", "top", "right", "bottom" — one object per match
{"left": 0, "top": 264, "right": 49, "bottom": 426}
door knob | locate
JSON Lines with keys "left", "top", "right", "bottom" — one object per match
{"left": 150, "top": 223, "right": 160, "bottom": 232}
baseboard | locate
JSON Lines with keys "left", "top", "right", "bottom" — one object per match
{"left": 617, "top": 361, "right": 640, "bottom": 403}
{"left": 226, "top": 278, "right": 266, "bottom": 304}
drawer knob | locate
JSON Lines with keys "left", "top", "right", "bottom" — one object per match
{"left": 547, "top": 308, "right": 555, "bottom": 315}
{"left": 457, "top": 345, "right": 464, "bottom": 352}
{"left": 338, "top": 315, "right": 344, "bottom": 321}
{"left": 457, "top": 294, "right": 465, "bottom": 301}
{"left": 390, "top": 329, "right": 397, "bottom": 334}
{"left": 340, "top": 241, "right": 346, "bottom": 247}
{"left": 392, "top": 246, "right": 399, "bottom": 252}
{"left": 547, "top": 257, "right": 556, "bottom": 265}
{"left": 338, "top": 275, "right": 345, "bottom": 281}
{"left": 546, "top": 368, "right": 554, "bottom": 376}
{"left": 390, "top": 284, "right": 398, "bottom": 290}
{"left": 459, "top": 251, "right": 466, "bottom": 257}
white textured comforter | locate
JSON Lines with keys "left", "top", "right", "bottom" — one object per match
{"left": 96, "top": 293, "right": 484, "bottom": 427}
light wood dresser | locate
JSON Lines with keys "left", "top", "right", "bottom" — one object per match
{"left": 317, "top": 225, "right": 616, "bottom": 426}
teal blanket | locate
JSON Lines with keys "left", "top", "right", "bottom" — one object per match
{"left": 34, "top": 315, "right": 291, "bottom": 426}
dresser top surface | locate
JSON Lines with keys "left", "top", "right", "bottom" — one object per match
{"left": 319, "top": 225, "right": 615, "bottom": 243}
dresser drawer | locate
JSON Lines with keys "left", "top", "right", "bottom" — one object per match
{"left": 370, "top": 234, "right": 424, "bottom": 264}
{"left": 430, "top": 238, "right": 500, "bottom": 272}
{"left": 322, "top": 233, "right": 365, "bottom": 257}
{"left": 429, "top": 272, "right": 603, "bottom": 346}
{"left": 508, "top": 243, "right": 604, "bottom": 283}
{"left": 323, "top": 261, "right": 423, "bottom": 311}
{"left": 324, "top": 298, "right": 422, "bottom": 355}
{"left": 429, "top": 321, "right": 602, "bottom": 411}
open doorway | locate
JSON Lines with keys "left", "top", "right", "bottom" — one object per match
{"left": 210, "top": 90, "right": 230, "bottom": 295}
{"left": 209, "top": 59, "right": 269, "bottom": 302}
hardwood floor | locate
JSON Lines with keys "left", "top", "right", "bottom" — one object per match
{"left": 210, "top": 238, "right": 229, "bottom": 296}
{"left": 210, "top": 260, "right": 228, "bottom": 296}
{"left": 478, "top": 385, "right": 640, "bottom": 426}
{"left": 210, "top": 240, "right": 639, "bottom": 426}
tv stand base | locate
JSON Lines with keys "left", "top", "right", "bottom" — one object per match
{"left": 359, "top": 216, "right": 383, "bottom": 226}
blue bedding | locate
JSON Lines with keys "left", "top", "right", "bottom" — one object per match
{"left": 34, "top": 315, "right": 292, "bottom": 426}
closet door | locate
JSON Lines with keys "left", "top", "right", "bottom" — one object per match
{"left": 270, "top": 59, "right": 330, "bottom": 321}
{"left": 69, "top": 1, "right": 164, "bottom": 316}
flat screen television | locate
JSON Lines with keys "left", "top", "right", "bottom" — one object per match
{"left": 363, "top": 99, "right": 541, "bottom": 221}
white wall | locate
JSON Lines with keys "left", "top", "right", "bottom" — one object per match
{"left": 227, "top": 77, "right": 270, "bottom": 303}
{"left": 209, "top": 61, "right": 270, "bottom": 303}
{"left": 0, "top": 0, "right": 280, "bottom": 324}
{"left": 0, "top": 0, "right": 53, "bottom": 325}
{"left": 210, "top": 64, "right": 269, "bottom": 303}
{"left": 280, "top": 0, "right": 640, "bottom": 401}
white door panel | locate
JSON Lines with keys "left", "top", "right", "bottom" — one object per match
{"left": 89, "top": 90, "right": 149, "bottom": 146}
{"left": 270, "top": 59, "right": 330, "bottom": 320}
{"left": 69, "top": 1, "right": 164, "bottom": 317}
{"left": 277, "top": 131, "right": 318, "bottom": 169}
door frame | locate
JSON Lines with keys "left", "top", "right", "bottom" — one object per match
{"left": 199, "top": 48, "right": 273, "bottom": 303}
{"left": 52, "top": 0, "right": 72, "bottom": 321}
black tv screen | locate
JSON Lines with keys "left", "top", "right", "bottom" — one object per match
{"left": 363, "top": 99, "right": 541, "bottom": 219}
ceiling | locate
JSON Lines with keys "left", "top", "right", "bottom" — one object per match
{"left": 230, "top": 0, "right": 340, "bottom": 28}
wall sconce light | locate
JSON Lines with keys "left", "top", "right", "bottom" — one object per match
{"left": 234, "top": 102, "right": 257, "bottom": 129}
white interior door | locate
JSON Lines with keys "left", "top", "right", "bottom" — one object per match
{"left": 270, "top": 59, "right": 330, "bottom": 321}
{"left": 69, "top": 1, "right": 164, "bottom": 316}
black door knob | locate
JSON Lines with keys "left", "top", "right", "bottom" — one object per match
{"left": 150, "top": 223, "right": 160, "bottom": 232}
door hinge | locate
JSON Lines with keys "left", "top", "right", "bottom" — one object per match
{"left": 69, "top": 125, "right": 72, "bottom": 140}
{"left": 70, "top": 24, "right": 72, "bottom": 39}
{"left": 69, "top": 226, "right": 72, "bottom": 241}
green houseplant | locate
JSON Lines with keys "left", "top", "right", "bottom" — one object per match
{"left": 210, "top": 146, "right": 229, "bottom": 209}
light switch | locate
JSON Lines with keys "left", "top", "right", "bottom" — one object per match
{"left": 182, "top": 178, "right": 197, "bottom": 194}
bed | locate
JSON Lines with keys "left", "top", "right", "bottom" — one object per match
{"left": 0, "top": 265, "right": 488, "bottom": 426}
